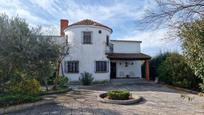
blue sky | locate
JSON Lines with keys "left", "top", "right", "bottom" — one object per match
{"left": 0, "top": 0, "right": 181, "bottom": 56}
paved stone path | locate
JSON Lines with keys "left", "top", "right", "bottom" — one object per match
{"left": 9, "top": 83, "right": 204, "bottom": 115}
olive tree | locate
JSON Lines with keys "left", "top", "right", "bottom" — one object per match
{"left": 141, "top": 0, "right": 204, "bottom": 91}
{"left": 178, "top": 19, "right": 204, "bottom": 91}
{"left": 52, "top": 37, "right": 69, "bottom": 89}
{"left": 0, "top": 14, "right": 61, "bottom": 92}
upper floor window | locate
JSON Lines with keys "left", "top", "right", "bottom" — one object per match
{"left": 65, "top": 35, "right": 68, "bottom": 45}
{"left": 64, "top": 61, "right": 79, "bottom": 73}
{"left": 95, "top": 61, "right": 108, "bottom": 73}
{"left": 106, "top": 35, "right": 109, "bottom": 46}
{"left": 83, "top": 31, "right": 92, "bottom": 44}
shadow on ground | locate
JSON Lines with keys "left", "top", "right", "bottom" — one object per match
{"left": 74, "top": 83, "right": 182, "bottom": 94}
{"left": 9, "top": 102, "right": 124, "bottom": 115}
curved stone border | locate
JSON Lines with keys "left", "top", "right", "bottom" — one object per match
{"left": 160, "top": 83, "right": 199, "bottom": 94}
{"left": 97, "top": 93, "right": 143, "bottom": 105}
{"left": 40, "top": 87, "right": 72, "bottom": 96}
{"left": 0, "top": 99, "right": 55, "bottom": 114}
{"left": 0, "top": 88, "right": 72, "bottom": 114}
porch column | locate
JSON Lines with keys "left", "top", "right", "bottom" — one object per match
{"left": 145, "top": 60, "right": 150, "bottom": 80}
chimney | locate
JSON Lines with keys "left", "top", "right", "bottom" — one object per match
{"left": 60, "top": 19, "right": 68, "bottom": 36}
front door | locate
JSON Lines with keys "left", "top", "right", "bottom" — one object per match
{"left": 110, "top": 62, "right": 116, "bottom": 79}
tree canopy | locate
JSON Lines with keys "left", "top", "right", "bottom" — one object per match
{"left": 179, "top": 19, "right": 204, "bottom": 90}
{"left": 0, "top": 14, "right": 61, "bottom": 92}
{"left": 143, "top": 0, "right": 204, "bottom": 28}
{"left": 143, "top": 0, "right": 204, "bottom": 91}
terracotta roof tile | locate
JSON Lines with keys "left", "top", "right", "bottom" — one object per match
{"left": 106, "top": 53, "right": 151, "bottom": 60}
{"left": 69, "top": 19, "right": 112, "bottom": 32}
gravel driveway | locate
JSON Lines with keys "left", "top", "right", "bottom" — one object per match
{"left": 9, "top": 82, "right": 204, "bottom": 115}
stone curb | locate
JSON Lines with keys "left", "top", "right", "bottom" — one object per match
{"left": 0, "top": 88, "right": 72, "bottom": 114}
{"left": 40, "top": 87, "right": 72, "bottom": 96}
{"left": 0, "top": 99, "right": 55, "bottom": 114}
{"left": 160, "top": 83, "right": 199, "bottom": 94}
{"left": 77, "top": 84, "right": 110, "bottom": 89}
{"left": 97, "top": 93, "right": 142, "bottom": 105}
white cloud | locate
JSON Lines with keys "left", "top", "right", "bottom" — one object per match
{"left": 0, "top": 0, "right": 48, "bottom": 25}
{"left": 41, "top": 25, "right": 59, "bottom": 35}
{"left": 28, "top": 0, "right": 148, "bottom": 23}
{"left": 117, "top": 29, "right": 182, "bottom": 56}
{"left": 0, "top": 0, "right": 152, "bottom": 32}
{"left": 0, "top": 0, "right": 182, "bottom": 56}
{"left": 16, "top": 9, "right": 47, "bottom": 24}
{"left": 30, "top": 0, "right": 59, "bottom": 16}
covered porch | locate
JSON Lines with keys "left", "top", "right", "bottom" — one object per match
{"left": 106, "top": 53, "right": 151, "bottom": 80}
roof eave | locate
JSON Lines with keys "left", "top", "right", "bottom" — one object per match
{"left": 106, "top": 53, "right": 151, "bottom": 60}
{"left": 64, "top": 25, "right": 112, "bottom": 33}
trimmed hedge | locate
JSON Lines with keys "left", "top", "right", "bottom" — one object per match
{"left": 107, "top": 90, "right": 130, "bottom": 100}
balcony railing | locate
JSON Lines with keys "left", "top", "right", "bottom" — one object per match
{"left": 105, "top": 43, "right": 114, "bottom": 53}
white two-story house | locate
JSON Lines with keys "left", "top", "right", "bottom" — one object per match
{"left": 59, "top": 19, "right": 151, "bottom": 81}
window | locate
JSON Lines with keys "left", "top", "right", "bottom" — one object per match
{"left": 95, "top": 61, "right": 108, "bottom": 73}
{"left": 109, "top": 43, "right": 114, "bottom": 52}
{"left": 65, "top": 61, "right": 79, "bottom": 73}
{"left": 83, "top": 31, "right": 92, "bottom": 44}
{"left": 106, "top": 35, "right": 109, "bottom": 46}
{"left": 98, "top": 30, "right": 102, "bottom": 34}
{"left": 65, "top": 35, "right": 68, "bottom": 45}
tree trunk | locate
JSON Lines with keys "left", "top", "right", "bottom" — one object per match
{"left": 61, "top": 63, "right": 65, "bottom": 76}
{"left": 52, "top": 61, "right": 61, "bottom": 90}
{"left": 43, "top": 79, "right": 49, "bottom": 91}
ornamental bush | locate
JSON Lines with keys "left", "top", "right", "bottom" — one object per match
{"left": 157, "top": 53, "right": 201, "bottom": 91}
{"left": 79, "top": 72, "right": 94, "bottom": 85}
{"left": 59, "top": 76, "right": 69, "bottom": 88}
{"left": 107, "top": 90, "right": 130, "bottom": 100}
{"left": 8, "top": 79, "right": 41, "bottom": 96}
{"left": 1, "top": 79, "right": 42, "bottom": 107}
{"left": 22, "top": 79, "right": 41, "bottom": 96}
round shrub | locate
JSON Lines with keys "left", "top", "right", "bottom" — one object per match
{"left": 107, "top": 90, "right": 130, "bottom": 100}
{"left": 79, "top": 72, "right": 94, "bottom": 85}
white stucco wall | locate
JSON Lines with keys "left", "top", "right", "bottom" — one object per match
{"left": 111, "top": 60, "right": 142, "bottom": 78}
{"left": 62, "top": 25, "right": 111, "bottom": 81}
{"left": 111, "top": 40, "right": 141, "bottom": 53}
